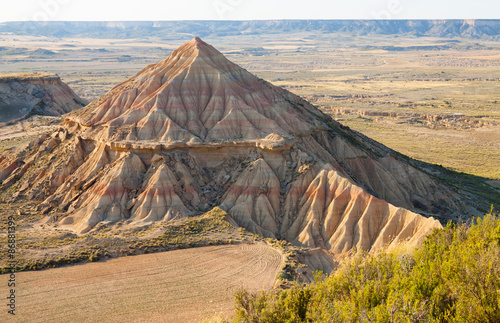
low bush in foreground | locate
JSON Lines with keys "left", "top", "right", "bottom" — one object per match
{"left": 233, "top": 212, "right": 500, "bottom": 322}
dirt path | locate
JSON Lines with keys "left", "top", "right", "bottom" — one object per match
{"left": 2, "top": 243, "right": 283, "bottom": 323}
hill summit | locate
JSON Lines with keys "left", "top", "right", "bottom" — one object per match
{"left": 70, "top": 37, "right": 327, "bottom": 145}
{"left": 1, "top": 38, "right": 477, "bottom": 254}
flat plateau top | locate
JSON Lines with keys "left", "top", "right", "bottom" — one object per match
{"left": 0, "top": 72, "right": 58, "bottom": 82}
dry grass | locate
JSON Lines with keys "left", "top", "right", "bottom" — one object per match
{"left": 335, "top": 115, "right": 500, "bottom": 179}
{"left": 0, "top": 206, "right": 251, "bottom": 272}
{"left": 0, "top": 72, "right": 57, "bottom": 82}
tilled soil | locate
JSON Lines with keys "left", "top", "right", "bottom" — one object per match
{"left": 2, "top": 243, "right": 283, "bottom": 323}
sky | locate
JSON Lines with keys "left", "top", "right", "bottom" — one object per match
{"left": 0, "top": 0, "right": 498, "bottom": 23}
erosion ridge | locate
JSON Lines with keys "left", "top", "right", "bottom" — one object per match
{"left": 66, "top": 37, "right": 328, "bottom": 146}
{"left": 0, "top": 38, "right": 479, "bottom": 256}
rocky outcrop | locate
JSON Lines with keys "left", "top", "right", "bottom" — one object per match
{"left": 326, "top": 107, "right": 494, "bottom": 129}
{"left": 0, "top": 73, "right": 86, "bottom": 123}
{"left": 2, "top": 38, "right": 473, "bottom": 256}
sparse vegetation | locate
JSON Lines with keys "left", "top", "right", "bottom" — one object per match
{"left": 0, "top": 72, "right": 57, "bottom": 82}
{"left": 0, "top": 206, "right": 272, "bottom": 273}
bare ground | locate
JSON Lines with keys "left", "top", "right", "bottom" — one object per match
{"left": 2, "top": 243, "right": 283, "bottom": 323}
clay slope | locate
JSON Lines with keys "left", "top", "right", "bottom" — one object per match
{"left": 2, "top": 37, "right": 475, "bottom": 255}
{"left": 68, "top": 37, "right": 326, "bottom": 144}
{"left": 0, "top": 73, "right": 87, "bottom": 123}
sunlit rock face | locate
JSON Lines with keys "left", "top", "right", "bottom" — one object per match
{"left": 2, "top": 37, "right": 463, "bottom": 254}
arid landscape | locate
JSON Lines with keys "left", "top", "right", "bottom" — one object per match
{"left": 1, "top": 19, "right": 500, "bottom": 322}
{"left": 1, "top": 29, "right": 499, "bottom": 181}
{"left": 2, "top": 243, "right": 282, "bottom": 323}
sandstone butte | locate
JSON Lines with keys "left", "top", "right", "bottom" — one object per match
{"left": 0, "top": 38, "right": 478, "bottom": 256}
{"left": 0, "top": 72, "right": 86, "bottom": 123}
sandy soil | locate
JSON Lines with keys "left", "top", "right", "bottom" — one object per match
{"left": 2, "top": 243, "right": 283, "bottom": 323}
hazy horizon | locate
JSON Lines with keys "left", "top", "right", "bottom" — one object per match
{"left": 2, "top": 18, "right": 500, "bottom": 23}
{"left": 0, "top": 0, "right": 498, "bottom": 23}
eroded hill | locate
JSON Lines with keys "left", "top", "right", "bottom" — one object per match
{"left": 1, "top": 38, "right": 484, "bottom": 258}
{"left": 0, "top": 72, "right": 86, "bottom": 123}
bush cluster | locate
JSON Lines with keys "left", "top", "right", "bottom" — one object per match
{"left": 233, "top": 213, "right": 500, "bottom": 322}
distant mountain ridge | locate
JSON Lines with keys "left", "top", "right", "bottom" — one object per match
{"left": 1, "top": 20, "right": 499, "bottom": 39}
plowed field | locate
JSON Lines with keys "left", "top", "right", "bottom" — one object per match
{"left": 2, "top": 243, "right": 283, "bottom": 322}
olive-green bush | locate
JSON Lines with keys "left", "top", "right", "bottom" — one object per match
{"left": 233, "top": 212, "right": 500, "bottom": 322}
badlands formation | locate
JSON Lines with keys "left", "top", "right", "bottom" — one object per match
{"left": 0, "top": 73, "right": 86, "bottom": 123}
{"left": 1, "top": 38, "right": 475, "bottom": 255}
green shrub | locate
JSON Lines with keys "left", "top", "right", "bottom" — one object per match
{"left": 232, "top": 212, "right": 500, "bottom": 322}
{"left": 234, "top": 287, "right": 312, "bottom": 323}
